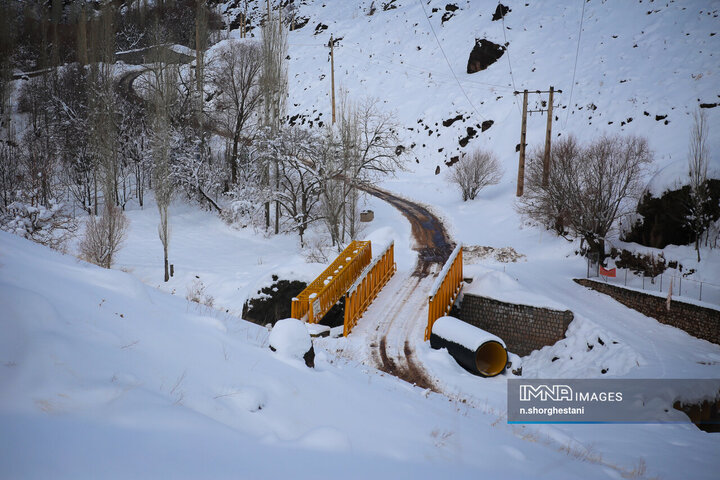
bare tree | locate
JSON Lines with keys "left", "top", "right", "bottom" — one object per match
{"left": 51, "top": 64, "right": 96, "bottom": 214}
{"left": 518, "top": 134, "right": 652, "bottom": 257}
{"left": 318, "top": 135, "right": 345, "bottom": 248}
{"left": 336, "top": 91, "right": 360, "bottom": 240}
{"left": 688, "top": 109, "right": 710, "bottom": 261}
{"left": 448, "top": 148, "right": 503, "bottom": 201}
{"left": 17, "top": 73, "right": 61, "bottom": 209}
{"left": 88, "top": 63, "right": 118, "bottom": 211}
{"left": 353, "top": 98, "right": 406, "bottom": 179}
{"left": 80, "top": 204, "right": 129, "bottom": 268}
{"left": 194, "top": 0, "right": 209, "bottom": 169}
{"left": 0, "top": 137, "right": 19, "bottom": 209}
{"left": 260, "top": 5, "right": 288, "bottom": 232}
{"left": 330, "top": 94, "right": 407, "bottom": 242}
{"left": 75, "top": 2, "right": 88, "bottom": 66}
{"left": 116, "top": 93, "right": 150, "bottom": 209}
{"left": 210, "top": 39, "right": 262, "bottom": 185}
{"left": 87, "top": 3, "right": 118, "bottom": 212}
{"left": 267, "top": 126, "right": 323, "bottom": 246}
{"left": 149, "top": 43, "right": 178, "bottom": 283}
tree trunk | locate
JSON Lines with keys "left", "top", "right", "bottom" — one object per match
{"left": 164, "top": 246, "right": 169, "bottom": 282}
{"left": 274, "top": 160, "right": 280, "bottom": 234}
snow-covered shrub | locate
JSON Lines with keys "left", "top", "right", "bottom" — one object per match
{"left": 0, "top": 198, "right": 77, "bottom": 252}
{"left": 447, "top": 149, "right": 503, "bottom": 201}
{"left": 302, "top": 233, "right": 332, "bottom": 263}
{"left": 79, "top": 205, "right": 129, "bottom": 269}
{"left": 221, "top": 162, "right": 271, "bottom": 230}
{"left": 186, "top": 278, "right": 214, "bottom": 308}
{"left": 518, "top": 135, "right": 652, "bottom": 257}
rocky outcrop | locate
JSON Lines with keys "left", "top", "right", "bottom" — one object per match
{"left": 467, "top": 39, "right": 505, "bottom": 74}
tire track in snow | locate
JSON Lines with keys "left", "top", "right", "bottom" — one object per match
{"left": 357, "top": 185, "right": 455, "bottom": 393}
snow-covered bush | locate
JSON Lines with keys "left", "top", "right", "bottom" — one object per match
{"left": 221, "top": 179, "right": 270, "bottom": 230}
{"left": 0, "top": 198, "right": 77, "bottom": 252}
{"left": 518, "top": 135, "right": 652, "bottom": 257}
{"left": 448, "top": 149, "right": 503, "bottom": 201}
{"left": 186, "top": 278, "right": 214, "bottom": 308}
{"left": 79, "top": 205, "right": 129, "bottom": 269}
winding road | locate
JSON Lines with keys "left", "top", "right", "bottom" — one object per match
{"left": 358, "top": 184, "right": 455, "bottom": 392}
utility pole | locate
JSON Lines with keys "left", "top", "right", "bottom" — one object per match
{"left": 542, "top": 86, "right": 555, "bottom": 187}
{"left": 240, "top": 0, "right": 247, "bottom": 38}
{"left": 517, "top": 89, "right": 528, "bottom": 197}
{"left": 513, "top": 87, "right": 562, "bottom": 196}
{"left": 330, "top": 35, "right": 336, "bottom": 124}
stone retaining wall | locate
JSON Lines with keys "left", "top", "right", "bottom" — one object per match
{"left": 574, "top": 279, "right": 719, "bottom": 345}
{"left": 458, "top": 294, "right": 573, "bottom": 356}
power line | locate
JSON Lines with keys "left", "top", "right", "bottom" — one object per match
{"left": 498, "top": 2, "right": 521, "bottom": 114}
{"left": 564, "top": 0, "right": 586, "bottom": 128}
{"left": 341, "top": 45, "right": 514, "bottom": 91}
{"left": 417, "top": 0, "right": 486, "bottom": 121}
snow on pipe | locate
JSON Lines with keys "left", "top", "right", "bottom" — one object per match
{"left": 430, "top": 316, "right": 508, "bottom": 377}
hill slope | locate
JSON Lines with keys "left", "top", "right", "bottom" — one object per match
{"left": 0, "top": 230, "right": 654, "bottom": 479}
{"left": 274, "top": 0, "right": 719, "bottom": 188}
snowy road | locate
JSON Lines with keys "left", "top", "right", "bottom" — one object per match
{"left": 365, "top": 270, "right": 439, "bottom": 391}
{"left": 343, "top": 186, "right": 454, "bottom": 391}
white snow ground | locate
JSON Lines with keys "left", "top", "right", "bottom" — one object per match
{"left": 1, "top": 230, "right": 666, "bottom": 480}
{"left": 3, "top": 0, "right": 720, "bottom": 478}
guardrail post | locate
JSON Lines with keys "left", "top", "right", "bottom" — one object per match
{"left": 343, "top": 242, "right": 396, "bottom": 337}
{"left": 426, "top": 244, "right": 463, "bottom": 341}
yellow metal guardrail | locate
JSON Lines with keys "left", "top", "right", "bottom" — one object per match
{"left": 344, "top": 242, "right": 397, "bottom": 336}
{"left": 291, "top": 240, "right": 372, "bottom": 323}
{"left": 426, "top": 244, "right": 463, "bottom": 341}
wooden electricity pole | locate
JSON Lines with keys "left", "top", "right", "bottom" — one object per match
{"left": 542, "top": 86, "right": 555, "bottom": 187}
{"left": 240, "top": 0, "right": 247, "bottom": 38}
{"left": 517, "top": 90, "right": 528, "bottom": 197}
{"left": 513, "top": 87, "right": 562, "bottom": 196}
{"left": 330, "top": 35, "right": 336, "bottom": 124}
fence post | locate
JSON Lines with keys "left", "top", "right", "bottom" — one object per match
{"left": 642, "top": 275, "right": 645, "bottom": 290}
{"left": 660, "top": 274, "right": 663, "bottom": 293}
{"left": 624, "top": 268, "right": 627, "bottom": 286}
{"left": 679, "top": 276, "right": 682, "bottom": 297}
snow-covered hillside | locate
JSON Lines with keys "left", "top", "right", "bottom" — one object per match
{"left": 269, "top": 0, "right": 720, "bottom": 189}
{"left": 3, "top": 1, "right": 720, "bottom": 478}
{"left": 4, "top": 230, "right": 693, "bottom": 480}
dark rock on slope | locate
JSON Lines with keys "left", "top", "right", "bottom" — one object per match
{"left": 492, "top": 4, "right": 511, "bottom": 21}
{"left": 467, "top": 39, "right": 505, "bottom": 74}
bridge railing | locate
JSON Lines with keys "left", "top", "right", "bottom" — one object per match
{"left": 344, "top": 242, "right": 397, "bottom": 336}
{"left": 291, "top": 240, "right": 372, "bottom": 323}
{"left": 426, "top": 244, "right": 463, "bottom": 341}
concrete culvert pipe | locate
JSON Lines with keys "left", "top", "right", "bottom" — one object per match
{"left": 430, "top": 316, "right": 508, "bottom": 377}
